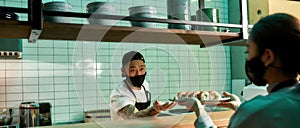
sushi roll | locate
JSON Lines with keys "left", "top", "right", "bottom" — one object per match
{"left": 208, "top": 90, "right": 221, "bottom": 100}
{"left": 198, "top": 91, "right": 209, "bottom": 101}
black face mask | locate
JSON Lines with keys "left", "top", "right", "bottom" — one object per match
{"left": 245, "top": 57, "right": 267, "bottom": 86}
{"left": 126, "top": 72, "right": 146, "bottom": 88}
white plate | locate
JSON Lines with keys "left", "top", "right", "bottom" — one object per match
{"left": 201, "top": 97, "right": 230, "bottom": 103}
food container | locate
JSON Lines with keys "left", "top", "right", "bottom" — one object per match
{"left": 0, "top": 107, "right": 13, "bottom": 126}
{"left": 167, "top": 0, "right": 191, "bottom": 30}
{"left": 129, "top": 6, "right": 157, "bottom": 28}
{"left": 39, "top": 102, "right": 52, "bottom": 126}
{"left": 86, "top": 2, "right": 116, "bottom": 26}
{"left": 43, "top": 1, "right": 72, "bottom": 23}
{"left": 19, "top": 102, "right": 40, "bottom": 128}
{"left": 0, "top": 11, "right": 18, "bottom": 20}
{"left": 0, "top": 11, "right": 19, "bottom": 24}
{"left": 196, "top": 8, "right": 220, "bottom": 31}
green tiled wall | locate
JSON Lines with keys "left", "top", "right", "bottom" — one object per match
{"left": 0, "top": 0, "right": 231, "bottom": 124}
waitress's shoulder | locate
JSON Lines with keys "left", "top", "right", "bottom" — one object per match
{"left": 228, "top": 96, "right": 269, "bottom": 128}
{"left": 237, "top": 94, "right": 282, "bottom": 114}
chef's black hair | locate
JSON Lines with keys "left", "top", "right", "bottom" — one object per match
{"left": 250, "top": 13, "right": 300, "bottom": 77}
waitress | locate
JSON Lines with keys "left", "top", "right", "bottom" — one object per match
{"left": 178, "top": 13, "right": 300, "bottom": 128}
{"left": 110, "top": 51, "right": 176, "bottom": 120}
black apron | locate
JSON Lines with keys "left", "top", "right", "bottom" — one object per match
{"left": 125, "top": 82, "right": 151, "bottom": 111}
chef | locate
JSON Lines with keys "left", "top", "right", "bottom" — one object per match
{"left": 110, "top": 51, "right": 176, "bottom": 120}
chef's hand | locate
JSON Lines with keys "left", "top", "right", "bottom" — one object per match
{"left": 152, "top": 100, "right": 177, "bottom": 112}
{"left": 217, "top": 91, "right": 241, "bottom": 111}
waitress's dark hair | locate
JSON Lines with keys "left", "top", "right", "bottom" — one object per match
{"left": 250, "top": 13, "right": 300, "bottom": 77}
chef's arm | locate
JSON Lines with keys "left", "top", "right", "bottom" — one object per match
{"left": 118, "top": 104, "right": 160, "bottom": 119}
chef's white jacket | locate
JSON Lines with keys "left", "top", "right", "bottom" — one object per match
{"left": 110, "top": 80, "right": 149, "bottom": 120}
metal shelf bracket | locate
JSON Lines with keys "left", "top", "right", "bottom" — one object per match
{"left": 28, "top": 0, "right": 43, "bottom": 43}
{"left": 241, "top": 0, "right": 249, "bottom": 40}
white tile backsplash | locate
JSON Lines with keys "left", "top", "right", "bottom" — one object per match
{"left": 39, "top": 77, "right": 54, "bottom": 85}
{"left": 23, "top": 85, "right": 38, "bottom": 93}
{"left": 55, "top": 92, "right": 68, "bottom": 99}
{"left": 21, "top": 56, "right": 38, "bottom": 62}
{"left": 55, "top": 99, "right": 70, "bottom": 106}
{"left": 83, "top": 91, "right": 97, "bottom": 97}
{"left": 5, "top": 63, "right": 22, "bottom": 70}
{"left": 54, "top": 49, "right": 68, "bottom": 55}
{"left": 54, "top": 63, "right": 70, "bottom": 70}
{"left": 38, "top": 40, "right": 54, "bottom": 48}
{"left": 0, "top": 0, "right": 231, "bottom": 124}
{"left": 39, "top": 92, "right": 55, "bottom": 100}
{"left": 54, "top": 41, "right": 68, "bottom": 48}
{"left": 23, "top": 70, "right": 39, "bottom": 77}
{"left": 38, "top": 63, "right": 54, "bottom": 70}
{"left": 38, "top": 55, "right": 54, "bottom": 63}
{"left": 6, "top": 70, "right": 22, "bottom": 78}
{"left": 68, "top": 49, "right": 75, "bottom": 55}
{"left": 54, "top": 84, "right": 69, "bottom": 92}
{"left": 69, "top": 98, "right": 82, "bottom": 106}
{"left": 83, "top": 97, "right": 97, "bottom": 105}
{"left": 0, "top": 85, "right": 5, "bottom": 93}
{"left": 54, "top": 70, "right": 69, "bottom": 77}
{"left": 5, "top": 77, "right": 22, "bottom": 85}
{"left": 38, "top": 70, "right": 54, "bottom": 77}
{"left": 70, "top": 105, "right": 84, "bottom": 112}
{"left": 82, "top": 104, "right": 97, "bottom": 111}
{"left": 0, "top": 94, "right": 6, "bottom": 101}
{"left": 6, "top": 94, "right": 22, "bottom": 101}
{"left": 23, "top": 47, "right": 38, "bottom": 55}
{"left": 22, "top": 62, "right": 38, "bottom": 70}
{"left": 39, "top": 85, "right": 54, "bottom": 92}
{"left": 0, "top": 65, "right": 5, "bottom": 70}
{"left": 23, "top": 77, "right": 38, "bottom": 85}
{"left": 38, "top": 48, "right": 54, "bottom": 55}
{"left": 54, "top": 56, "right": 69, "bottom": 63}
{"left": 6, "top": 86, "right": 23, "bottom": 93}
{"left": 54, "top": 77, "right": 69, "bottom": 84}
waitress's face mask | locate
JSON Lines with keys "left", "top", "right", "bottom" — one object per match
{"left": 245, "top": 57, "right": 267, "bottom": 86}
{"left": 245, "top": 40, "right": 267, "bottom": 86}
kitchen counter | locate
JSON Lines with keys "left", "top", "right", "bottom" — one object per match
{"left": 38, "top": 110, "right": 234, "bottom": 128}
